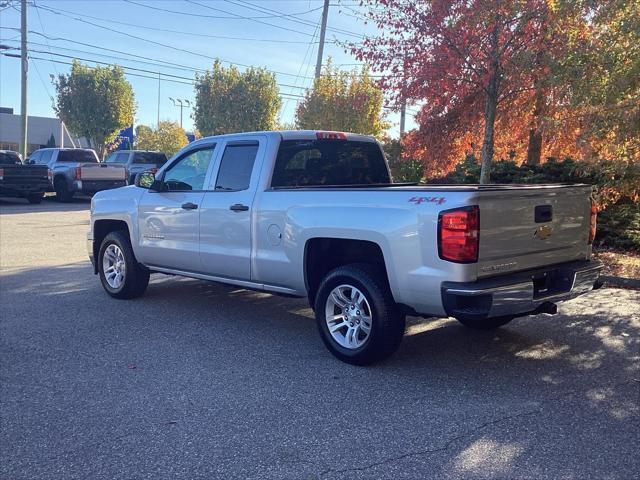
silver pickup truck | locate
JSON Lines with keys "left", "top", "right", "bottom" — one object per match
{"left": 28, "top": 148, "right": 127, "bottom": 201}
{"left": 88, "top": 130, "right": 602, "bottom": 364}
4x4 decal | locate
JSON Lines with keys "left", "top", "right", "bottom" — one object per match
{"left": 409, "top": 196, "right": 446, "bottom": 205}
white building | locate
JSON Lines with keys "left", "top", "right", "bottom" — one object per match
{"left": 0, "top": 108, "right": 83, "bottom": 154}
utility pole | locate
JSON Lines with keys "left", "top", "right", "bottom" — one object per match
{"left": 314, "top": 0, "right": 329, "bottom": 79}
{"left": 157, "top": 72, "right": 161, "bottom": 127}
{"left": 169, "top": 98, "right": 190, "bottom": 128}
{"left": 399, "top": 100, "right": 406, "bottom": 137}
{"left": 20, "top": 0, "right": 28, "bottom": 159}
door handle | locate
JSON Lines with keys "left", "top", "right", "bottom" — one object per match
{"left": 181, "top": 202, "right": 198, "bottom": 210}
{"left": 229, "top": 203, "right": 249, "bottom": 212}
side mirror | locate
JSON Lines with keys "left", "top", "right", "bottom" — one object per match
{"left": 135, "top": 171, "right": 157, "bottom": 189}
{"left": 28, "top": 159, "right": 36, "bottom": 165}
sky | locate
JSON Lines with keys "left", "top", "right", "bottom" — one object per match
{"left": 0, "top": 0, "right": 416, "bottom": 136}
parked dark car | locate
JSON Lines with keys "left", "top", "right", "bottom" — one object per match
{"left": 104, "top": 150, "right": 168, "bottom": 184}
{"left": 0, "top": 150, "right": 49, "bottom": 204}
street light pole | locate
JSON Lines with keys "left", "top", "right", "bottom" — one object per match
{"left": 169, "top": 98, "right": 191, "bottom": 128}
{"left": 20, "top": 0, "right": 28, "bottom": 158}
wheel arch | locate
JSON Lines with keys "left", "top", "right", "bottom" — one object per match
{"left": 92, "top": 219, "right": 131, "bottom": 274}
{"left": 304, "top": 237, "right": 392, "bottom": 307}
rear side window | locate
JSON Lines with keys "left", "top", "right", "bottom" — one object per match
{"left": 215, "top": 143, "right": 258, "bottom": 191}
{"left": 105, "top": 152, "right": 129, "bottom": 163}
{"left": 132, "top": 152, "right": 167, "bottom": 165}
{"left": 0, "top": 151, "right": 21, "bottom": 164}
{"left": 57, "top": 150, "right": 98, "bottom": 163}
{"left": 271, "top": 140, "right": 390, "bottom": 187}
{"left": 39, "top": 150, "right": 53, "bottom": 164}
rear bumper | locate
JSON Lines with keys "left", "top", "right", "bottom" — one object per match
{"left": 77, "top": 180, "right": 127, "bottom": 194}
{"left": 441, "top": 259, "right": 603, "bottom": 321}
{"left": 0, "top": 183, "right": 49, "bottom": 197}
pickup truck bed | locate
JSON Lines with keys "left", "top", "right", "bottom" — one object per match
{"left": 88, "top": 130, "right": 602, "bottom": 365}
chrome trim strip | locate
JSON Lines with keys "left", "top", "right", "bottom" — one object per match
{"left": 147, "top": 265, "right": 300, "bottom": 296}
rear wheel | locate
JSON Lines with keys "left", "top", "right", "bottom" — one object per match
{"left": 98, "top": 231, "right": 149, "bottom": 299}
{"left": 54, "top": 177, "right": 73, "bottom": 202}
{"left": 455, "top": 315, "right": 514, "bottom": 330}
{"left": 27, "top": 193, "right": 44, "bottom": 204}
{"left": 315, "top": 264, "right": 405, "bottom": 365}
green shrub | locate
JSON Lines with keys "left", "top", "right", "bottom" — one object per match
{"left": 595, "top": 203, "right": 640, "bottom": 252}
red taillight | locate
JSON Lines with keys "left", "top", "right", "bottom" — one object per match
{"left": 589, "top": 199, "right": 597, "bottom": 245}
{"left": 438, "top": 206, "right": 479, "bottom": 263}
{"left": 316, "top": 131, "right": 347, "bottom": 140}
{"left": 74, "top": 166, "right": 82, "bottom": 180}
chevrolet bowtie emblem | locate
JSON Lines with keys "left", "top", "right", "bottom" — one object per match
{"left": 534, "top": 224, "right": 553, "bottom": 240}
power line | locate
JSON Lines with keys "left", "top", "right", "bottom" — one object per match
{"left": 1, "top": 42, "right": 308, "bottom": 93}
{"left": 126, "top": 0, "right": 316, "bottom": 37}
{"left": 281, "top": 13, "right": 321, "bottom": 114}
{"left": 227, "top": 0, "right": 365, "bottom": 39}
{"left": 30, "top": 2, "right": 319, "bottom": 44}
{"left": 31, "top": 0, "right": 58, "bottom": 76}
{"left": 124, "top": 0, "right": 325, "bottom": 20}
{"left": 1, "top": 52, "right": 307, "bottom": 100}
{"left": 21, "top": 6, "right": 317, "bottom": 79}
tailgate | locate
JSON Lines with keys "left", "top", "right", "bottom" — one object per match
{"left": 475, "top": 185, "right": 592, "bottom": 277}
{"left": 1, "top": 165, "right": 48, "bottom": 180}
{"left": 80, "top": 163, "right": 127, "bottom": 181}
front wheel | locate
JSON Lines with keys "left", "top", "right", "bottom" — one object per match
{"left": 314, "top": 264, "right": 405, "bottom": 365}
{"left": 98, "top": 231, "right": 150, "bottom": 299}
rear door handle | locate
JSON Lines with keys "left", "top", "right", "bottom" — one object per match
{"left": 181, "top": 202, "right": 198, "bottom": 210}
{"left": 229, "top": 203, "right": 249, "bottom": 212}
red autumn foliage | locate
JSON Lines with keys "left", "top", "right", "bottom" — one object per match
{"left": 350, "top": 0, "right": 584, "bottom": 179}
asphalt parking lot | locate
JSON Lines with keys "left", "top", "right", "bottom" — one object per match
{"left": 1, "top": 197, "right": 639, "bottom": 480}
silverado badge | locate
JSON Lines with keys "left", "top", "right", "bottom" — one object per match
{"left": 534, "top": 225, "right": 553, "bottom": 240}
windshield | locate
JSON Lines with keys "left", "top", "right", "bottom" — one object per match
{"left": 57, "top": 150, "right": 98, "bottom": 163}
{"left": 0, "top": 151, "right": 22, "bottom": 165}
{"left": 132, "top": 152, "right": 167, "bottom": 165}
{"left": 271, "top": 140, "right": 390, "bottom": 187}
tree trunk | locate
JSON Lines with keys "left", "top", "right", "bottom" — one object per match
{"left": 480, "top": 86, "right": 497, "bottom": 184}
{"left": 526, "top": 126, "right": 543, "bottom": 166}
{"left": 526, "top": 67, "right": 545, "bottom": 166}
{"left": 480, "top": 19, "right": 501, "bottom": 185}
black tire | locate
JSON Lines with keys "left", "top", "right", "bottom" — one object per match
{"left": 54, "top": 177, "right": 73, "bottom": 202}
{"left": 98, "top": 230, "right": 150, "bottom": 299}
{"left": 455, "top": 315, "right": 514, "bottom": 330}
{"left": 314, "top": 264, "right": 405, "bottom": 365}
{"left": 26, "top": 193, "right": 44, "bottom": 204}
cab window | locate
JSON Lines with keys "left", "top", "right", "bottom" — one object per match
{"left": 214, "top": 142, "right": 258, "bottom": 192}
{"left": 163, "top": 146, "right": 215, "bottom": 191}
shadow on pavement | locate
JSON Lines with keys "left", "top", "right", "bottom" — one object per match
{"left": 1, "top": 262, "right": 638, "bottom": 479}
{"left": 0, "top": 195, "right": 90, "bottom": 214}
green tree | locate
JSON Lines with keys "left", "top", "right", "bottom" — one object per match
{"left": 46, "top": 134, "right": 56, "bottom": 148}
{"left": 54, "top": 60, "right": 135, "bottom": 159}
{"left": 295, "top": 61, "right": 386, "bottom": 136}
{"left": 135, "top": 121, "right": 188, "bottom": 157}
{"left": 558, "top": 0, "right": 639, "bottom": 163}
{"left": 193, "top": 60, "right": 281, "bottom": 136}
